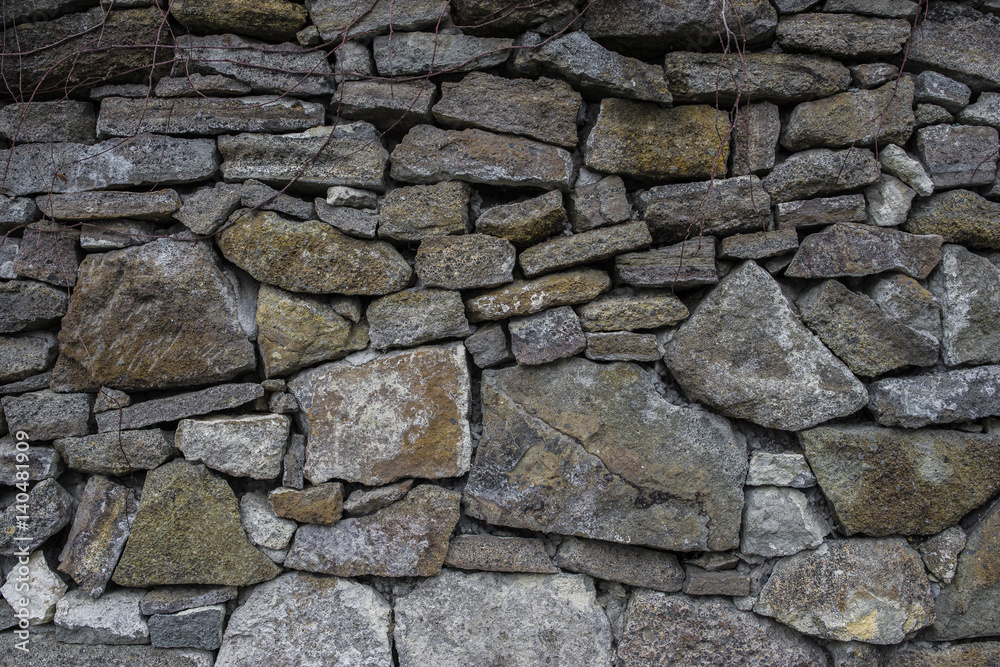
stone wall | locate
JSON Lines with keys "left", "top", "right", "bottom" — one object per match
{"left": 1, "top": 0, "right": 1000, "bottom": 664}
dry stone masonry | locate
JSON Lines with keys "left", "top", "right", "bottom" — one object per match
{"left": 1, "top": 0, "right": 1000, "bottom": 664}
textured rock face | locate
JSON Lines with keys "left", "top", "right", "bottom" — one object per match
{"left": 215, "top": 573, "right": 392, "bottom": 667}
{"left": 614, "top": 238, "right": 719, "bottom": 290}
{"left": 929, "top": 244, "right": 1000, "bottom": 366}
{"left": 554, "top": 538, "right": 684, "bottom": 592}
{"left": 576, "top": 290, "right": 688, "bottom": 332}
{"left": 51, "top": 240, "right": 255, "bottom": 392}
{"left": 786, "top": 223, "right": 943, "bottom": 279}
{"left": 776, "top": 13, "right": 911, "bottom": 58}
{"left": 741, "top": 486, "right": 828, "bottom": 558}
{"left": 171, "top": 0, "right": 307, "bottom": 41}
{"left": 801, "top": 425, "right": 1000, "bottom": 536}
{"left": 618, "top": 592, "right": 830, "bottom": 667}
{"left": 95, "top": 384, "right": 263, "bottom": 433}
{"left": 664, "top": 262, "right": 867, "bottom": 431}
{"left": 637, "top": 176, "right": 771, "bottom": 243}
{"left": 445, "top": 535, "right": 557, "bottom": 574}
{"left": 0, "top": 627, "right": 214, "bottom": 666}
{"left": 519, "top": 221, "right": 651, "bottom": 277}
{"left": 915, "top": 124, "right": 999, "bottom": 189}
{"left": 217, "top": 210, "right": 412, "bottom": 295}
{"left": 905, "top": 189, "right": 1000, "bottom": 249}
{"left": 763, "top": 148, "right": 879, "bottom": 203}
{"left": 907, "top": 2, "right": 1000, "bottom": 91}
{"left": 285, "top": 485, "right": 461, "bottom": 577}
{"left": 868, "top": 366, "right": 1000, "bottom": 428}
{"left": 755, "top": 538, "right": 934, "bottom": 644}
{"left": 475, "top": 190, "right": 567, "bottom": 247}
{"left": 465, "top": 358, "right": 747, "bottom": 552}
{"left": 366, "top": 290, "right": 471, "bottom": 349}
{"left": 0, "top": 478, "right": 74, "bottom": 555}
{"left": 175, "top": 414, "right": 289, "bottom": 480}
{"left": 395, "top": 570, "right": 612, "bottom": 667}
{"left": 0, "top": 280, "right": 67, "bottom": 333}
{"left": 308, "top": 0, "right": 448, "bottom": 40}
{"left": 378, "top": 181, "right": 471, "bottom": 243}
{"left": 54, "top": 588, "right": 149, "bottom": 645}
{"left": 887, "top": 642, "right": 1000, "bottom": 667}
{"left": 465, "top": 269, "right": 611, "bottom": 321}
{"left": 372, "top": 32, "right": 512, "bottom": 75}
{"left": 112, "top": 460, "right": 280, "bottom": 587}
{"left": 289, "top": 343, "right": 471, "bottom": 486}
{"left": 415, "top": 234, "right": 516, "bottom": 290}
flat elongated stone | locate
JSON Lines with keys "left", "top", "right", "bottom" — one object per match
{"left": 52, "top": 240, "right": 256, "bottom": 392}
{"left": 0, "top": 101, "right": 96, "bottom": 144}
{"left": 343, "top": 480, "right": 412, "bottom": 517}
{"left": 776, "top": 194, "right": 867, "bottom": 229}
{"left": 797, "top": 280, "right": 938, "bottom": 376}
{"left": 36, "top": 190, "right": 180, "bottom": 222}
{"left": 720, "top": 229, "right": 799, "bottom": 260}
{"left": 378, "top": 181, "right": 471, "bottom": 242}
{"left": 445, "top": 535, "right": 557, "bottom": 574}
{"left": 217, "top": 210, "right": 411, "bottom": 295}
{"left": 171, "top": 0, "right": 307, "bottom": 42}
{"left": 367, "top": 290, "right": 470, "bottom": 349}
{"left": 335, "top": 80, "right": 435, "bottom": 132}
{"left": 176, "top": 414, "right": 289, "bottom": 479}
{"left": 928, "top": 496, "right": 1000, "bottom": 640}
{"left": 54, "top": 589, "right": 149, "bottom": 645}
{"left": 519, "top": 221, "right": 651, "bottom": 278}
{"left": 433, "top": 73, "right": 582, "bottom": 148}
{"left": 174, "top": 33, "right": 335, "bottom": 96}
{"left": 391, "top": 125, "right": 574, "bottom": 191}
{"left": 782, "top": 79, "right": 914, "bottom": 150}
{"left": 269, "top": 484, "right": 343, "bottom": 525}
{"left": 155, "top": 74, "right": 252, "bottom": 98}
{"left": 0, "top": 135, "right": 218, "bottom": 197}
{"left": 614, "top": 238, "right": 718, "bottom": 290}
{"left": 465, "top": 269, "right": 610, "bottom": 322}
{"left": 0, "top": 479, "right": 74, "bottom": 555}
{"left": 907, "top": 2, "right": 1000, "bottom": 92}
{"left": 929, "top": 244, "right": 1000, "bottom": 365}
{"left": 215, "top": 573, "right": 392, "bottom": 667}
{"left": 868, "top": 366, "right": 1000, "bottom": 427}
{"left": 763, "top": 148, "right": 879, "bottom": 203}
{"left": 373, "top": 32, "right": 512, "bottom": 76}
{"left": 395, "top": 569, "right": 612, "bottom": 667}
{"left": 0, "top": 280, "right": 67, "bottom": 333}
{"left": 452, "top": 0, "right": 575, "bottom": 35}
{"left": 112, "top": 460, "right": 280, "bottom": 587}
{"left": 576, "top": 290, "right": 688, "bottom": 332}
{"left": 54, "top": 427, "right": 173, "bottom": 475}
{"left": 415, "top": 234, "right": 515, "bottom": 290}
{"left": 219, "top": 123, "right": 388, "bottom": 193}
{"left": 755, "top": 538, "right": 933, "bottom": 643}
{"left": 802, "top": 425, "right": 1000, "bottom": 536}
{"left": 0, "top": 627, "right": 214, "bottom": 666}
{"left": 313, "top": 202, "right": 379, "bottom": 238}
{"left": 516, "top": 31, "right": 671, "bottom": 105}
{"left": 285, "top": 484, "right": 461, "bottom": 577}
{"left": 905, "top": 189, "right": 1000, "bottom": 249}
{"left": 887, "top": 642, "right": 1000, "bottom": 667}
{"left": 916, "top": 124, "right": 999, "bottom": 189}
{"left": 664, "top": 261, "right": 867, "bottom": 431}
{"left": 786, "top": 223, "right": 943, "bottom": 279}
{"left": 1, "top": 390, "right": 90, "bottom": 440}
{"left": 585, "top": 332, "right": 660, "bottom": 362}
{"left": 96, "top": 384, "right": 262, "bottom": 433}
{"left": 825, "top": 0, "right": 918, "bottom": 17}
{"left": 290, "top": 343, "right": 471, "bottom": 486}
{"left": 465, "top": 358, "right": 747, "bottom": 551}
{"left": 664, "top": 51, "right": 850, "bottom": 105}
{"left": 99, "top": 97, "right": 324, "bottom": 137}
{"left": 555, "top": 537, "right": 683, "bottom": 592}
{"left": 140, "top": 587, "right": 238, "bottom": 616}
{"left": 149, "top": 605, "right": 225, "bottom": 651}
{"left": 475, "top": 190, "right": 567, "bottom": 247}
{"left": 584, "top": 99, "right": 730, "bottom": 182}
{"left": 308, "top": 0, "right": 449, "bottom": 40}
{"left": 777, "top": 13, "right": 911, "bottom": 58}
{"left": 58, "top": 475, "right": 138, "bottom": 597}
{"left": 683, "top": 569, "right": 751, "bottom": 596}
{"left": 619, "top": 592, "right": 829, "bottom": 667}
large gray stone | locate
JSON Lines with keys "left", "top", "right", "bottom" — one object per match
{"left": 741, "top": 486, "right": 828, "bottom": 558}
{"left": 776, "top": 13, "right": 911, "bottom": 58}
{"left": 786, "top": 223, "right": 943, "bottom": 280}
{"left": 170, "top": 0, "right": 307, "bottom": 42}
{"left": 0, "top": 280, "right": 67, "bottom": 333}
{"left": 0, "top": 436, "right": 61, "bottom": 485}
{"left": 218, "top": 123, "right": 388, "bottom": 193}
{"left": 373, "top": 32, "right": 512, "bottom": 76}
{"left": 915, "top": 124, "right": 999, "bottom": 189}
{"left": 1, "top": 390, "right": 89, "bottom": 441}
{"left": 762, "top": 148, "right": 879, "bottom": 203}
{"left": 568, "top": 175, "right": 630, "bottom": 232}
{"left": 12, "top": 221, "right": 81, "bottom": 287}
{"left": 54, "top": 589, "right": 148, "bottom": 645}
{"left": 803, "top": 425, "right": 1000, "bottom": 536}
{"left": 95, "top": 384, "right": 262, "bottom": 433}
{"left": 746, "top": 452, "right": 816, "bottom": 488}
{"left": 905, "top": 189, "right": 1000, "bottom": 250}
{"left": 618, "top": 592, "right": 830, "bottom": 667}
{"left": 509, "top": 306, "right": 586, "bottom": 366}
{"left": 307, "top": 0, "right": 449, "bottom": 41}
{"left": 664, "top": 261, "right": 867, "bottom": 431}
{"left": 636, "top": 176, "right": 771, "bottom": 244}
{"left": 880, "top": 143, "right": 935, "bottom": 197}
{"left": 0, "top": 479, "right": 74, "bottom": 555}
{"left": 215, "top": 572, "right": 392, "bottom": 667}
{"left": 465, "top": 358, "right": 747, "bottom": 552}
{"left": 175, "top": 414, "right": 289, "bottom": 479}
{"left": 173, "top": 183, "right": 243, "bottom": 236}
{"left": 367, "top": 290, "right": 471, "bottom": 349}
{"left": 755, "top": 538, "right": 933, "bottom": 643}
{"left": 907, "top": 2, "right": 1000, "bottom": 92}
{"left": 289, "top": 343, "right": 471, "bottom": 486}
{"left": 395, "top": 569, "right": 612, "bottom": 667}
{"left": 866, "top": 175, "right": 916, "bottom": 227}
{"left": 929, "top": 244, "right": 1000, "bottom": 365}
{"left": 51, "top": 240, "right": 256, "bottom": 392}
{"left": 554, "top": 537, "right": 684, "bottom": 592}
{"left": 915, "top": 71, "right": 973, "bottom": 113}
{"left": 0, "top": 332, "right": 57, "bottom": 384}
{"left": 867, "top": 366, "right": 1000, "bottom": 427}
{"left": 0, "top": 135, "right": 218, "bottom": 197}
{"left": 0, "top": 101, "right": 96, "bottom": 145}
{"left": 391, "top": 125, "right": 574, "bottom": 191}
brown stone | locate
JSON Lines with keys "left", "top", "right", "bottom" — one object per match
{"left": 519, "top": 221, "right": 652, "bottom": 278}
{"left": 554, "top": 537, "right": 684, "bottom": 592}
{"left": 465, "top": 269, "right": 611, "bottom": 322}
{"left": 378, "top": 181, "right": 471, "bottom": 243}
{"left": 444, "top": 535, "right": 557, "bottom": 574}
{"left": 269, "top": 484, "right": 344, "bottom": 525}
{"left": 474, "top": 190, "right": 567, "bottom": 248}
{"left": 576, "top": 290, "right": 688, "bottom": 332}
{"left": 171, "top": 0, "right": 308, "bottom": 42}
{"left": 614, "top": 238, "right": 719, "bottom": 290}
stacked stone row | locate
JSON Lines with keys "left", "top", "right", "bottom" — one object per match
{"left": 2, "top": 0, "right": 1000, "bottom": 664}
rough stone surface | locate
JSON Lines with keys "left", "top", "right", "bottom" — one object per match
{"left": 95, "top": 384, "right": 262, "bottom": 433}
{"left": 732, "top": 101, "right": 781, "bottom": 175}
{"left": 308, "top": 0, "right": 448, "bottom": 40}
{"left": 465, "top": 358, "right": 747, "bottom": 552}
{"left": 52, "top": 431, "right": 171, "bottom": 477}
{"left": 1, "top": 390, "right": 90, "bottom": 441}
{"left": 664, "top": 262, "right": 867, "bottom": 431}
{"left": 776, "top": 194, "right": 867, "bottom": 230}
{"left": 373, "top": 32, "right": 512, "bottom": 76}
{"left": 866, "top": 274, "right": 942, "bottom": 343}
{"left": 0, "top": 101, "right": 96, "bottom": 145}
{"left": 217, "top": 210, "right": 411, "bottom": 295}
{"left": 907, "top": 3, "right": 1000, "bottom": 92}
{"left": 343, "top": 479, "right": 413, "bottom": 517}
{"left": 285, "top": 484, "right": 461, "bottom": 577}
{"left": 464, "top": 323, "right": 513, "bottom": 369}
{"left": 214, "top": 572, "right": 392, "bottom": 667}
{"left": 239, "top": 492, "right": 296, "bottom": 551}
{"left": 618, "top": 591, "right": 830, "bottom": 667}
{"left": 175, "top": 414, "right": 289, "bottom": 480}
{"left": 112, "top": 460, "right": 280, "bottom": 587}
{"left": 171, "top": 0, "right": 307, "bottom": 42}
{"left": 509, "top": 306, "right": 586, "bottom": 366}
{"left": 99, "top": 97, "right": 324, "bottom": 137}
{"left": 0, "top": 198, "right": 40, "bottom": 234}
{"left": 149, "top": 605, "right": 225, "bottom": 651}
{"left": 741, "top": 486, "right": 828, "bottom": 558}
{"left": 918, "top": 526, "right": 966, "bottom": 584}
{"left": 445, "top": 534, "right": 557, "bottom": 573}
{"left": 0, "top": 627, "right": 214, "bottom": 666}
{"left": 928, "top": 496, "right": 1000, "bottom": 640}
{"left": 475, "top": 190, "right": 567, "bottom": 247}
{"left": 554, "top": 537, "right": 684, "bottom": 592}
{"left": 867, "top": 366, "right": 1000, "bottom": 427}
{"left": 395, "top": 569, "right": 612, "bottom": 667}
{"left": 958, "top": 91, "right": 1000, "bottom": 126}
{"left": 174, "top": 183, "right": 242, "bottom": 236}
{"left": 615, "top": 238, "right": 719, "bottom": 290}
{"left": 139, "top": 587, "right": 238, "bottom": 616}
{"left": 777, "top": 13, "right": 911, "bottom": 58}
{"left": 851, "top": 62, "right": 900, "bottom": 87}
{"left": 415, "top": 234, "right": 515, "bottom": 290}
{"left": 79, "top": 221, "right": 157, "bottom": 251}
{"left": 0, "top": 435, "right": 61, "bottom": 484}
{"left": 0, "top": 478, "right": 74, "bottom": 555}
{"left": 929, "top": 244, "right": 1000, "bottom": 365}
{"left": 334, "top": 79, "right": 435, "bottom": 133}
{"left": 154, "top": 74, "right": 252, "bottom": 98}
{"left": 720, "top": 229, "right": 799, "bottom": 260}
{"left": 584, "top": 99, "right": 730, "bottom": 182}
{"left": 269, "top": 484, "right": 344, "bottom": 525}
{"left": 887, "top": 642, "right": 1000, "bottom": 667}
{"left": 762, "top": 148, "right": 880, "bottom": 203}
{"left": 239, "top": 180, "right": 314, "bottom": 220}
{"left": 519, "top": 221, "right": 651, "bottom": 278}
{"left": 378, "top": 181, "right": 471, "bottom": 243}
{"left": 218, "top": 123, "right": 388, "bottom": 193}
{"left": 0, "top": 332, "right": 58, "bottom": 384}
{"left": 12, "top": 222, "right": 81, "bottom": 287}
{"left": 797, "top": 279, "right": 938, "bottom": 376}
{"left": 0, "top": 281, "right": 65, "bottom": 334}
{"left": 465, "top": 269, "right": 610, "bottom": 321}
{"left": 576, "top": 290, "right": 688, "bottom": 332}
{"left": 433, "top": 72, "right": 582, "bottom": 147}
{"left": 786, "top": 223, "right": 943, "bottom": 280}
{"left": 664, "top": 51, "right": 850, "bottom": 105}
{"left": 905, "top": 189, "right": 1000, "bottom": 249}
{"left": 569, "top": 176, "right": 630, "bottom": 232}
{"left": 637, "top": 176, "right": 771, "bottom": 244}
{"left": 54, "top": 588, "right": 149, "bottom": 645}
{"left": 880, "top": 144, "right": 935, "bottom": 197}
{"left": 1, "top": 552, "right": 66, "bottom": 625}
{"left": 866, "top": 175, "right": 916, "bottom": 227}
{"left": 584, "top": 332, "right": 660, "bottom": 362}
{"left": 915, "top": 124, "right": 999, "bottom": 189}
{"left": 746, "top": 452, "right": 816, "bottom": 488}
{"left": 683, "top": 568, "right": 752, "bottom": 596}
{"left": 289, "top": 343, "right": 471, "bottom": 486}
{"left": 367, "top": 289, "right": 471, "bottom": 349}
{"left": 313, "top": 202, "right": 379, "bottom": 239}
{"left": 391, "top": 125, "right": 574, "bottom": 191}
